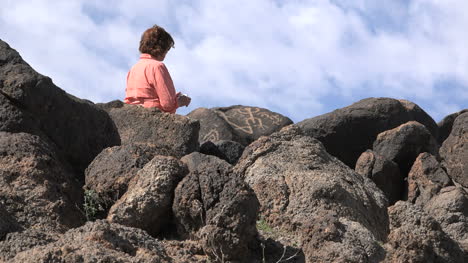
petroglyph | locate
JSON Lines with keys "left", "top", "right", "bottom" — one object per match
{"left": 203, "top": 129, "right": 220, "bottom": 142}
{"left": 217, "top": 107, "right": 272, "bottom": 135}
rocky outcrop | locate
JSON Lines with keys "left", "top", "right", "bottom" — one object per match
{"left": 0, "top": 132, "right": 84, "bottom": 232}
{"left": 297, "top": 98, "right": 438, "bottom": 168}
{"left": 100, "top": 101, "right": 200, "bottom": 158}
{"left": 384, "top": 201, "right": 467, "bottom": 262}
{"left": 84, "top": 143, "right": 175, "bottom": 210}
{"left": 440, "top": 112, "right": 468, "bottom": 188}
{"left": 107, "top": 156, "right": 187, "bottom": 236}
{"left": 424, "top": 187, "right": 468, "bottom": 251}
{"left": 188, "top": 105, "right": 292, "bottom": 146}
{"left": 407, "top": 153, "right": 452, "bottom": 205}
{"left": 0, "top": 229, "right": 57, "bottom": 261}
{"left": 235, "top": 126, "right": 389, "bottom": 262}
{"left": 9, "top": 220, "right": 173, "bottom": 263}
{"left": 0, "top": 40, "right": 120, "bottom": 174}
{"left": 438, "top": 109, "right": 468, "bottom": 144}
{"left": 173, "top": 153, "right": 259, "bottom": 262}
{"left": 199, "top": 140, "right": 245, "bottom": 164}
{"left": 355, "top": 150, "right": 402, "bottom": 205}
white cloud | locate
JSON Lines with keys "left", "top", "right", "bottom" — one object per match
{"left": 1, "top": 0, "right": 466, "bottom": 122}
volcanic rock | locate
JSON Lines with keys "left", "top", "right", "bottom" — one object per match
{"left": 0, "top": 203, "right": 20, "bottom": 240}
{"left": 235, "top": 125, "right": 389, "bottom": 262}
{"left": 173, "top": 152, "right": 259, "bottom": 262}
{"left": 0, "top": 228, "right": 57, "bottom": 261}
{"left": 407, "top": 153, "right": 452, "bottom": 205}
{"left": 438, "top": 109, "right": 468, "bottom": 144}
{"left": 296, "top": 98, "right": 438, "bottom": 168}
{"left": 439, "top": 112, "right": 468, "bottom": 188}
{"left": 0, "top": 40, "right": 120, "bottom": 174}
{"left": 84, "top": 143, "right": 175, "bottom": 211}
{"left": 199, "top": 139, "right": 245, "bottom": 165}
{"left": 384, "top": 201, "right": 467, "bottom": 262}
{"left": 188, "top": 105, "right": 293, "bottom": 146}
{"left": 9, "top": 220, "right": 172, "bottom": 263}
{"left": 100, "top": 101, "right": 199, "bottom": 158}
{"left": 0, "top": 132, "right": 84, "bottom": 232}
{"left": 107, "top": 156, "right": 187, "bottom": 236}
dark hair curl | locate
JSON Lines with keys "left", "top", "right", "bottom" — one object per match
{"left": 139, "top": 25, "right": 174, "bottom": 58}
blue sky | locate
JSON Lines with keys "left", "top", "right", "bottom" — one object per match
{"left": 1, "top": 0, "right": 467, "bottom": 122}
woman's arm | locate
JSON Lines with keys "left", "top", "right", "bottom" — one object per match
{"left": 155, "top": 63, "right": 178, "bottom": 113}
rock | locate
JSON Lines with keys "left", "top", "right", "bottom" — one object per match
{"left": 0, "top": 203, "right": 20, "bottom": 240}
{"left": 0, "top": 40, "right": 120, "bottom": 174}
{"left": 0, "top": 91, "right": 42, "bottom": 136}
{"left": 9, "top": 220, "right": 172, "bottom": 263}
{"left": 384, "top": 201, "right": 467, "bottom": 262}
{"left": 161, "top": 240, "right": 208, "bottom": 263}
{"left": 0, "top": 228, "right": 57, "bottom": 261}
{"left": 355, "top": 150, "right": 402, "bottom": 205}
{"left": 438, "top": 109, "right": 468, "bottom": 144}
{"left": 173, "top": 152, "right": 259, "bottom": 262}
{"left": 407, "top": 153, "right": 452, "bottom": 205}
{"left": 101, "top": 102, "right": 199, "bottom": 158}
{"left": 424, "top": 187, "right": 468, "bottom": 251}
{"left": 0, "top": 132, "right": 84, "bottom": 232}
{"left": 440, "top": 112, "right": 468, "bottom": 188}
{"left": 84, "top": 143, "right": 175, "bottom": 211}
{"left": 187, "top": 107, "right": 238, "bottom": 143}
{"left": 373, "top": 121, "right": 439, "bottom": 179}
{"left": 107, "top": 156, "right": 187, "bottom": 236}
{"left": 200, "top": 140, "right": 245, "bottom": 165}
{"left": 296, "top": 98, "right": 438, "bottom": 168}
{"left": 235, "top": 125, "right": 389, "bottom": 262}
{"left": 188, "top": 106, "right": 293, "bottom": 146}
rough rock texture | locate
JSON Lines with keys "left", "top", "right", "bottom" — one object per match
{"left": 0, "top": 40, "right": 120, "bottom": 174}
{"left": 373, "top": 121, "right": 439, "bottom": 179}
{"left": 384, "top": 201, "right": 467, "bottom": 262}
{"left": 84, "top": 143, "right": 175, "bottom": 209}
{"left": 188, "top": 106, "right": 293, "bottom": 146}
{"left": 439, "top": 112, "right": 468, "bottom": 188}
{"left": 0, "top": 228, "right": 57, "bottom": 261}
{"left": 161, "top": 240, "right": 208, "bottom": 263}
{"left": 107, "top": 156, "right": 187, "bottom": 236}
{"left": 407, "top": 153, "right": 452, "bottom": 206}
{"left": 199, "top": 140, "right": 245, "bottom": 165}
{"left": 10, "top": 220, "right": 172, "bottom": 263}
{"left": 424, "top": 186, "right": 468, "bottom": 251}
{"left": 0, "top": 203, "right": 20, "bottom": 240}
{"left": 0, "top": 132, "right": 84, "bottom": 232}
{"left": 438, "top": 109, "right": 468, "bottom": 144}
{"left": 173, "top": 153, "right": 259, "bottom": 262}
{"left": 101, "top": 101, "right": 200, "bottom": 158}
{"left": 235, "top": 126, "right": 389, "bottom": 262}
{"left": 355, "top": 150, "right": 402, "bottom": 205}
{"left": 297, "top": 98, "right": 438, "bottom": 168}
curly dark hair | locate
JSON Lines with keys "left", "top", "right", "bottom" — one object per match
{"left": 139, "top": 25, "right": 175, "bottom": 58}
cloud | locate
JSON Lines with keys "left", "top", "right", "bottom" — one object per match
{"left": 1, "top": 0, "right": 466, "bottom": 122}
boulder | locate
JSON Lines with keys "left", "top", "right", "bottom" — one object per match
{"left": 173, "top": 153, "right": 259, "bottom": 262}
{"left": 407, "top": 153, "right": 452, "bottom": 206}
{"left": 9, "top": 220, "right": 172, "bottom": 263}
{"left": 107, "top": 156, "right": 187, "bottom": 236}
{"left": 100, "top": 101, "right": 199, "bottom": 158}
{"left": 373, "top": 121, "right": 439, "bottom": 178}
{"left": 234, "top": 126, "right": 389, "bottom": 262}
{"left": 437, "top": 109, "right": 468, "bottom": 144}
{"left": 84, "top": 143, "right": 175, "bottom": 211}
{"left": 0, "top": 40, "right": 120, "bottom": 174}
{"left": 384, "top": 201, "right": 467, "bottom": 262}
{"left": 296, "top": 98, "right": 438, "bottom": 168}
{"left": 355, "top": 150, "right": 402, "bottom": 205}
{"left": 188, "top": 105, "right": 293, "bottom": 146}
{"left": 0, "top": 228, "right": 57, "bottom": 261}
{"left": 199, "top": 140, "right": 245, "bottom": 165}
{"left": 424, "top": 187, "right": 468, "bottom": 251}
{"left": 440, "top": 112, "right": 468, "bottom": 188}
{"left": 0, "top": 132, "right": 84, "bottom": 232}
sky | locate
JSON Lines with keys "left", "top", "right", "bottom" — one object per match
{"left": 1, "top": 0, "right": 467, "bottom": 123}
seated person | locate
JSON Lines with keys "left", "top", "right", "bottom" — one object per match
{"left": 125, "top": 25, "right": 191, "bottom": 113}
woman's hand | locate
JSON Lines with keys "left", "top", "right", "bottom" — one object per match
{"left": 177, "top": 93, "right": 191, "bottom": 107}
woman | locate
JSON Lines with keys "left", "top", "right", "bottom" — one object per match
{"left": 125, "top": 25, "right": 191, "bottom": 113}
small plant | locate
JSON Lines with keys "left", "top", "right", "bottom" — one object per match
{"left": 83, "top": 190, "right": 105, "bottom": 221}
{"left": 257, "top": 217, "right": 274, "bottom": 234}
